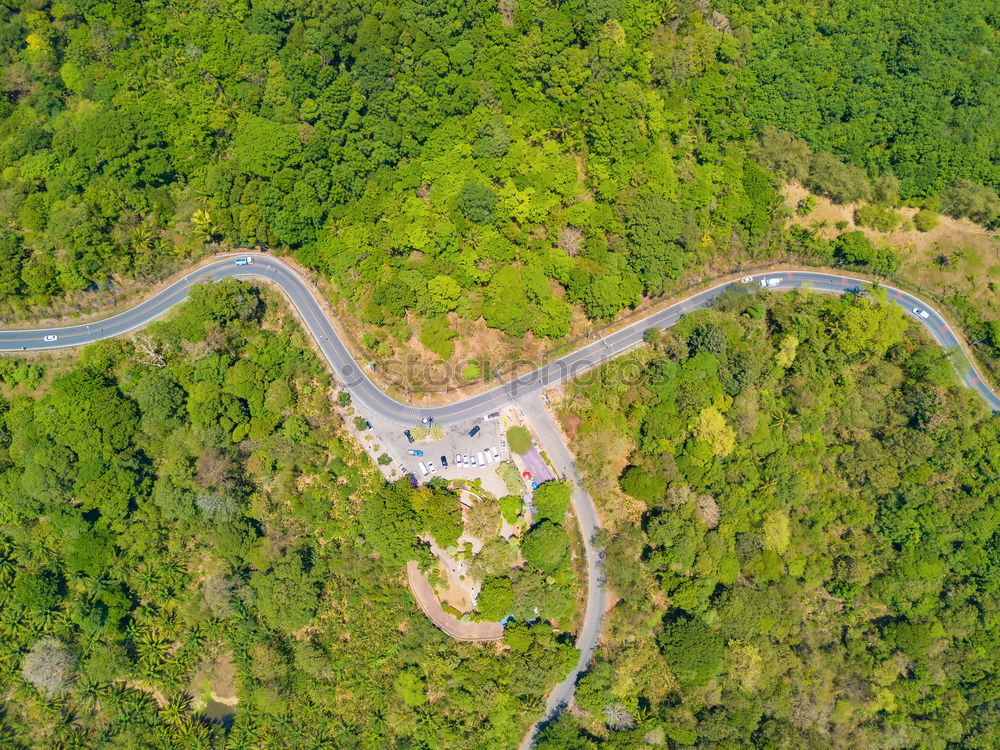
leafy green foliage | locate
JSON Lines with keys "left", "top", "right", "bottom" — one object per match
{"left": 0, "top": 281, "right": 574, "bottom": 746}
{"left": 553, "top": 291, "right": 1000, "bottom": 747}
{"left": 521, "top": 522, "right": 570, "bottom": 575}
{"left": 477, "top": 576, "right": 514, "bottom": 621}
{"left": 532, "top": 481, "right": 572, "bottom": 523}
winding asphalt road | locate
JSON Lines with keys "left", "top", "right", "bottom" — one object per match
{"left": 2, "top": 254, "right": 997, "bottom": 415}
{"left": 2, "top": 252, "right": 998, "bottom": 747}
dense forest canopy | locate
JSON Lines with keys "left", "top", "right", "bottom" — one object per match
{"left": 722, "top": 0, "right": 1000, "bottom": 198}
{"left": 0, "top": 0, "right": 997, "bottom": 360}
{"left": 537, "top": 288, "right": 1000, "bottom": 748}
{"left": 0, "top": 280, "right": 576, "bottom": 747}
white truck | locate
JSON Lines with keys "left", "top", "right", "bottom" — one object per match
{"left": 418, "top": 461, "right": 428, "bottom": 477}
{"left": 234, "top": 257, "right": 254, "bottom": 266}
{"left": 759, "top": 277, "right": 781, "bottom": 288}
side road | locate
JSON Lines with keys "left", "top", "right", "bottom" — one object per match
{"left": 518, "top": 391, "right": 606, "bottom": 750}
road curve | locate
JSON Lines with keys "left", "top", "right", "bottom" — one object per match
{"left": 2, "top": 253, "right": 999, "bottom": 748}
{"left": 2, "top": 254, "right": 997, "bottom": 416}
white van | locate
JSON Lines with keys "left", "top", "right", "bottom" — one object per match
{"left": 418, "top": 461, "right": 428, "bottom": 477}
{"left": 477, "top": 451, "right": 486, "bottom": 466}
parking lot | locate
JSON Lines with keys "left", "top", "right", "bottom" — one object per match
{"left": 353, "top": 405, "right": 511, "bottom": 486}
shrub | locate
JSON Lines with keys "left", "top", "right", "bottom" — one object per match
{"left": 461, "top": 362, "right": 481, "bottom": 381}
{"left": 506, "top": 426, "right": 532, "bottom": 454}
{"left": 521, "top": 521, "right": 569, "bottom": 574}
{"left": 499, "top": 495, "right": 522, "bottom": 524}
{"left": 806, "top": 152, "right": 871, "bottom": 204}
{"left": 496, "top": 462, "right": 523, "bottom": 493}
{"left": 658, "top": 614, "right": 724, "bottom": 686}
{"left": 854, "top": 204, "right": 902, "bottom": 232}
{"left": 914, "top": 208, "right": 940, "bottom": 232}
{"left": 795, "top": 195, "right": 817, "bottom": 216}
{"left": 458, "top": 180, "right": 497, "bottom": 224}
{"left": 532, "top": 481, "right": 572, "bottom": 523}
{"left": 477, "top": 576, "right": 514, "bottom": 621}
{"left": 419, "top": 317, "right": 457, "bottom": 360}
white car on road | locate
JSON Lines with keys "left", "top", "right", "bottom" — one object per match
{"left": 43, "top": 335, "right": 58, "bottom": 342}
{"left": 912, "top": 307, "right": 930, "bottom": 320}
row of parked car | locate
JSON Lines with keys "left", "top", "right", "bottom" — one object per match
{"left": 413, "top": 446, "right": 500, "bottom": 478}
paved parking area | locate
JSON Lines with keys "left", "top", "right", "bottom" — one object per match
{"left": 354, "top": 404, "right": 511, "bottom": 486}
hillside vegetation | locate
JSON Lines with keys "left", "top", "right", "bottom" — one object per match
{"left": 0, "top": 280, "right": 574, "bottom": 747}
{"left": 1, "top": 0, "right": 997, "bottom": 370}
{"left": 541, "top": 289, "right": 1000, "bottom": 748}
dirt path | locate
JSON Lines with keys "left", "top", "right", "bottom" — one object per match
{"left": 405, "top": 561, "right": 503, "bottom": 641}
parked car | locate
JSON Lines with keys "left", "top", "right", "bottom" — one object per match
{"left": 407, "top": 449, "right": 424, "bottom": 456}
{"left": 418, "top": 462, "right": 428, "bottom": 476}
{"left": 462, "top": 454, "right": 470, "bottom": 466}
{"left": 455, "top": 453, "right": 462, "bottom": 467}
{"left": 470, "top": 454, "right": 478, "bottom": 467}
{"left": 912, "top": 307, "right": 931, "bottom": 320}
{"left": 43, "top": 335, "right": 58, "bottom": 342}
{"left": 364, "top": 420, "right": 372, "bottom": 430}
{"left": 427, "top": 462, "right": 436, "bottom": 473}
{"left": 491, "top": 447, "right": 500, "bottom": 460}
{"left": 404, "top": 429, "right": 414, "bottom": 443}
{"left": 440, "top": 455, "right": 448, "bottom": 469}
{"left": 468, "top": 425, "right": 481, "bottom": 438}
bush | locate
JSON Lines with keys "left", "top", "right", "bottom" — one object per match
{"left": 499, "top": 495, "right": 522, "bottom": 524}
{"left": 377, "top": 453, "right": 391, "bottom": 465}
{"left": 914, "top": 208, "right": 940, "bottom": 232}
{"left": 795, "top": 195, "right": 817, "bottom": 216}
{"left": 532, "top": 481, "right": 572, "bottom": 523}
{"left": 506, "top": 426, "right": 532, "bottom": 454}
{"left": 658, "top": 614, "right": 724, "bottom": 686}
{"left": 619, "top": 467, "right": 665, "bottom": 503}
{"left": 941, "top": 178, "right": 1000, "bottom": 225}
{"left": 461, "top": 362, "right": 481, "bottom": 381}
{"left": 420, "top": 317, "right": 457, "bottom": 360}
{"left": 337, "top": 391, "right": 351, "bottom": 407}
{"left": 806, "top": 152, "right": 871, "bottom": 204}
{"left": 521, "top": 521, "right": 569, "bottom": 574}
{"left": 854, "top": 204, "right": 902, "bottom": 232}
{"left": 354, "top": 417, "right": 369, "bottom": 431}
{"left": 477, "top": 576, "right": 514, "bottom": 621}
{"left": 496, "top": 462, "right": 523, "bottom": 493}
{"left": 458, "top": 180, "right": 497, "bottom": 224}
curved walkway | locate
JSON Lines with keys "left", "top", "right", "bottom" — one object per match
{"left": 2, "top": 253, "right": 999, "bottom": 749}
{"left": 405, "top": 561, "right": 503, "bottom": 641}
